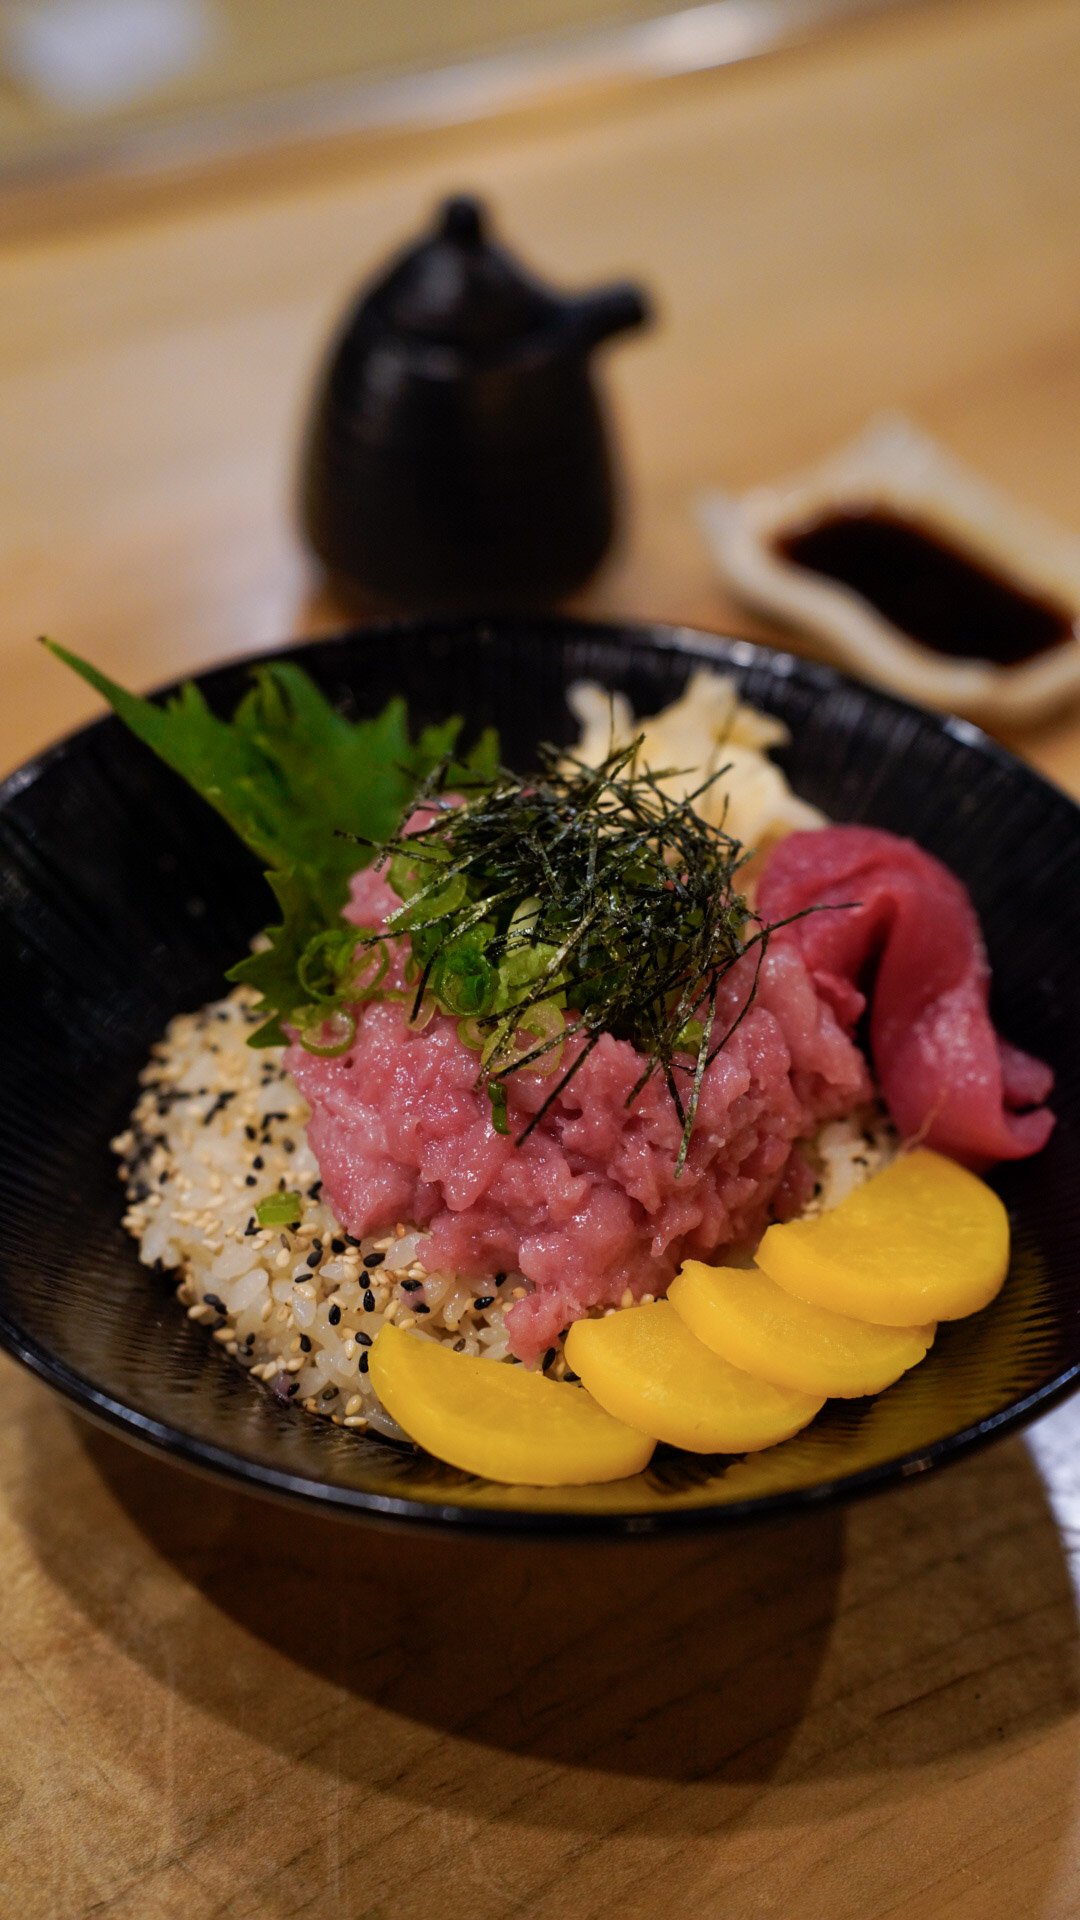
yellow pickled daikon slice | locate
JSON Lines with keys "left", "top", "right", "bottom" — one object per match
{"left": 756, "top": 1148, "right": 1009, "bottom": 1326}
{"left": 369, "top": 1323, "right": 655, "bottom": 1486}
{"left": 670, "top": 1261, "right": 935, "bottom": 1398}
{"left": 564, "top": 1301, "right": 823, "bottom": 1453}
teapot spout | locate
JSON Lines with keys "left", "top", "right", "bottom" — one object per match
{"left": 571, "top": 281, "right": 651, "bottom": 348}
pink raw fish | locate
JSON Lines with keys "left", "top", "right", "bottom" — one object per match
{"left": 756, "top": 825, "right": 1054, "bottom": 1169}
{"left": 286, "top": 863, "right": 870, "bottom": 1361}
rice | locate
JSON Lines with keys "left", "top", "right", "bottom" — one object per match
{"left": 114, "top": 986, "right": 897, "bottom": 1434}
{"left": 113, "top": 986, "right": 528, "bottom": 1439}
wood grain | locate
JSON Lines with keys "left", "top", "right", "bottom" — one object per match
{"left": 3, "top": 1357, "right": 1080, "bottom": 1918}
{"left": 3, "top": 0, "right": 1080, "bottom": 1913}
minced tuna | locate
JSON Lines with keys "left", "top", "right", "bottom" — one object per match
{"left": 285, "top": 865, "right": 871, "bottom": 1364}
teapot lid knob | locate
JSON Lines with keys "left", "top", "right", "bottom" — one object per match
{"left": 371, "top": 193, "right": 547, "bottom": 351}
{"left": 438, "top": 195, "right": 485, "bottom": 246}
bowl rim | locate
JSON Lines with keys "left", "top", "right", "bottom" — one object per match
{"left": 4, "top": 610, "right": 1079, "bottom": 1537}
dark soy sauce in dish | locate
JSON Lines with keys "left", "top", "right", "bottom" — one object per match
{"left": 776, "top": 507, "right": 1076, "bottom": 666}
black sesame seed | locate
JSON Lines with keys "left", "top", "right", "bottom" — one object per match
{"left": 453, "top": 1338, "right": 466, "bottom": 1352}
{"left": 321, "top": 1385, "right": 338, "bottom": 1402}
{"left": 286, "top": 1381, "right": 300, "bottom": 1397}
{"left": 344, "top": 1232, "right": 362, "bottom": 1247}
{"left": 202, "top": 1293, "right": 228, "bottom": 1314}
{"left": 328, "top": 1303, "right": 341, "bottom": 1326}
{"left": 359, "top": 1350, "right": 369, "bottom": 1373}
{"left": 245, "top": 1125, "right": 257, "bottom": 1142}
{"left": 362, "top": 1250, "right": 384, "bottom": 1268}
{"left": 283, "top": 1139, "right": 295, "bottom": 1153}
{"left": 363, "top": 1290, "right": 376, "bottom": 1314}
{"left": 356, "top": 1331, "right": 372, "bottom": 1347}
{"left": 299, "top": 1334, "right": 312, "bottom": 1353}
{"left": 245, "top": 1332, "right": 255, "bottom": 1349}
{"left": 400, "top": 1279, "right": 422, "bottom": 1293}
{"left": 331, "top": 1239, "right": 346, "bottom": 1254}
{"left": 244, "top": 1175, "right": 257, "bottom": 1187}
{"left": 244, "top": 1216, "right": 257, "bottom": 1235}
{"left": 308, "top": 1181, "right": 323, "bottom": 1199}
{"left": 563, "top": 1369, "right": 580, "bottom": 1384}
{"left": 473, "top": 1296, "right": 495, "bottom": 1311}
{"left": 495, "top": 1272, "right": 507, "bottom": 1283}
{"left": 253, "top": 1155, "right": 264, "bottom": 1170}
{"left": 542, "top": 1346, "right": 557, "bottom": 1370}
{"left": 414, "top": 1302, "right": 430, "bottom": 1315}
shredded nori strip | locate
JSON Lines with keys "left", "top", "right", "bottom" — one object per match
{"left": 349, "top": 735, "right": 774, "bottom": 1172}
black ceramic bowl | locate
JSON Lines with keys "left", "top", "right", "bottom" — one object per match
{"left": 2, "top": 616, "right": 1078, "bottom": 1534}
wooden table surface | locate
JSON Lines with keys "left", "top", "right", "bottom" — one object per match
{"left": 5, "top": 1, "right": 1080, "bottom": 1913}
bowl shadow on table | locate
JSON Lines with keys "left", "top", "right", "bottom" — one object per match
{"left": 22, "top": 1409, "right": 1080, "bottom": 1836}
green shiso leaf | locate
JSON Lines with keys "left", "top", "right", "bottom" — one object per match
{"left": 44, "top": 638, "right": 772, "bottom": 1166}
{"left": 42, "top": 638, "right": 497, "bottom": 1045}
{"left": 44, "top": 640, "right": 461, "bottom": 914}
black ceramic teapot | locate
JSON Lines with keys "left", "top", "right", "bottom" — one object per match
{"left": 301, "top": 195, "right": 650, "bottom": 611}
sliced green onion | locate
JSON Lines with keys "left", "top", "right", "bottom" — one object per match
{"left": 347, "top": 938, "right": 389, "bottom": 1002}
{"left": 675, "top": 1019, "right": 705, "bottom": 1054}
{"left": 432, "top": 942, "right": 495, "bottom": 1016}
{"left": 387, "top": 864, "right": 467, "bottom": 929}
{"left": 486, "top": 1000, "right": 565, "bottom": 1076}
{"left": 256, "top": 1191, "right": 303, "bottom": 1228}
{"left": 297, "top": 926, "right": 361, "bottom": 1004}
{"left": 296, "top": 1007, "right": 357, "bottom": 1057}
